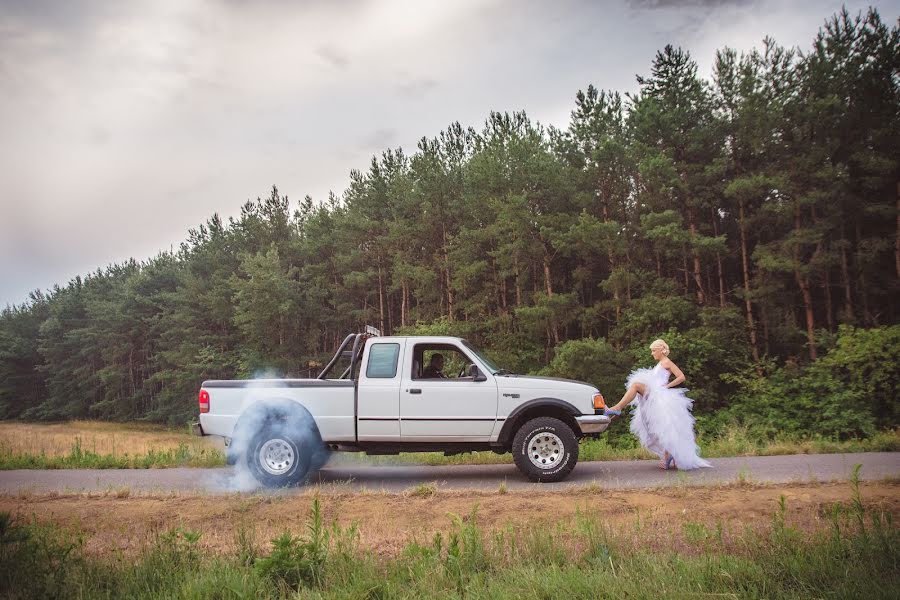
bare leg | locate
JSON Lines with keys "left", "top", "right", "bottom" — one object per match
{"left": 610, "top": 382, "right": 646, "bottom": 411}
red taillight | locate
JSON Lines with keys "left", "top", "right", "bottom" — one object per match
{"left": 199, "top": 389, "right": 210, "bottom": 413}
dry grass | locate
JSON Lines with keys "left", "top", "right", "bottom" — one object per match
{"left": 2, "top": 481, "right": 897, "bottom": 560}
{"left": 0, "top": 420, "right": 223, "bottom": 458}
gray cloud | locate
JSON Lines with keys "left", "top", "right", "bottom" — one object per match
{"left": 88, "top": 126, "right": 110, "bottom": 146}
{"left": 628, "top": 0, "right": 757, "bottom": 8}
{"left": 315, "top": 43, "right": 350, "bottom": 69}
{"left": 0, "top": 0, "right": 121, "bottom": 37}
{"left": 362, "top": 128, "right": 397, "bottom": 150}
{"left": 396, "top": 77, "right": 438, "bottom": 97}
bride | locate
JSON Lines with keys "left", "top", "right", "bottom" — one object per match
{"left": 604, "top": 339, "right": 712, "bottom": 470}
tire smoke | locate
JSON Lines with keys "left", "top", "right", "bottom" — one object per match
{"left": 219, "top": 378, "right": 327, "bottom": 492}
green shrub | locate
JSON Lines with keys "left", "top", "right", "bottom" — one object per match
{"left": 719, "top": 360, "right": 873, "bottom": 439}
{"left": 610, "top": 279, "right": 696, "bottom": 345}
{"left": 0, "top": 512, "right": 84, "bottom": 600}
{"left": 814, "top": 325, "right": 900, "bottom": 429}
{"left": 255, "top": 497, "right": 328, "bottom": 590}
{"left": 539, "top": 337, "right": 630, "bottom": 398}
{"left": 719, "top": 325, "right": 900, "bottom": 439}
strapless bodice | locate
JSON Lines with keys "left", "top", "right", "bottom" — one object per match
{"left": 652, "top": 363, "right": 670, "bottom": 385}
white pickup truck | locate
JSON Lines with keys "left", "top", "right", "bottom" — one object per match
{"left": 194, "top": 331, "right": 611, "bottom": 486}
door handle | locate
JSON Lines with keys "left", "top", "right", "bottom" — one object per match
{"left": 408, "top": 388, "right": 422, "bottom": 394}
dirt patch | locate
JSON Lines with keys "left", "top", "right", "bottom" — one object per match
{"left": 4, "top": 481, "right": 897, "bottom": 558}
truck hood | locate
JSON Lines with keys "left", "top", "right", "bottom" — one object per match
{"left": 495, "top": 374, "right": 597, "bottom": 394}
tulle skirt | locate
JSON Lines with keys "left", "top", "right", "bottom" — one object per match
{"left": 625, "top": 368, "right": 712, "bottom": 470}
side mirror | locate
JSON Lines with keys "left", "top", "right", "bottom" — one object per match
{"left": 469, "top": 364, "right": 487, "bottom": 382}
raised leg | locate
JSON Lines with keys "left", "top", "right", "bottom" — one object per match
{"left": 610, "top": 382, "right": 646, "bottom": 411}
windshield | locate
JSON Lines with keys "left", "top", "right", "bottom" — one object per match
{"left": 461, "top": 340, "right": 505, "bottom": 375}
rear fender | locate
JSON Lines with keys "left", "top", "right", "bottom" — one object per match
{"left": 227, "top": 398, "right": 321, "bottom": 463}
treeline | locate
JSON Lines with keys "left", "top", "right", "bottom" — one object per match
{"left": 1, "top": 8, "right": 897, "bottom": 430}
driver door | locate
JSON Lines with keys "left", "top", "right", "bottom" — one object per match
{"left": 399, "top": 343, "right": 498, "bottom": 440}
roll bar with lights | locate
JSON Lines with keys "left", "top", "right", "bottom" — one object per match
{"left": 316, "top": 326, "right": 381, "bottom": 380}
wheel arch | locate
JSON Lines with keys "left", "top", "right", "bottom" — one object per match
{"left": 497, "top": 398, "right": 581, "bottom": 448}
{"left": 228, "top": 397, "right": 321, "bottom": 462}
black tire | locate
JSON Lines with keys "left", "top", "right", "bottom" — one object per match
{"left": 246, "top": 425, "right": 312, "bottom": 487}
{"left": 309, "top": 444, "right": 332, "bottom": 473}
{"left": 512, "top": 417, "right": 579, "bottom": 482}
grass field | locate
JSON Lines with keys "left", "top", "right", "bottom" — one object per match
{"left": 0, "top": 420, "right": 897, "bottom": 470}
{"left": 0, "top": 421, "right": 224, "bottom": 469}
{"left": 1, "top": 472, "right": 897, "bottom": 599}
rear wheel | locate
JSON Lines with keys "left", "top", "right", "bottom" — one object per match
{"left": 309, "top": 444, "right": 332, "bottom": 473}
{"left": 512, "top": 417, "right": 578, "bottom": 482}
{"left": 247, "top": 426, "right": 311, "bottom": 487}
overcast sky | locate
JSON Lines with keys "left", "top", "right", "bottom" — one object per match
{"left": 1, "top": 0, "right": 896, "bottom": 307}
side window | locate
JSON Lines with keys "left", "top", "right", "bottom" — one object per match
{"left": 414, "top": 345, "right": 472, "bottom": 380}
{"left": 366, "top": 343, "right": 400, "bottom": 379}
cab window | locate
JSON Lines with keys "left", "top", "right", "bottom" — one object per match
{"left": 366, "top": 343, "right": 400, "bottom": 378}
{"left": 412, "top": 344, "right": 475, "bottom": 380}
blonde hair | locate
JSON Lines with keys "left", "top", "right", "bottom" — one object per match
{"left": 649, "top": 339, "right": 670, "bottom": 356}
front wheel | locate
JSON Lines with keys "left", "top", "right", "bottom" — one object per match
{"left": 512, "top": 417, "right": 579, "bottom": 482}
{"left": 247, "top": 426, "right": 312, "bottom": 487}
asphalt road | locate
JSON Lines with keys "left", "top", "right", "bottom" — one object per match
{"left": 1, "top": 452, "right": 897, "bottom": 494}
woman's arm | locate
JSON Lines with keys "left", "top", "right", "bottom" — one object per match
{"left": 661, "top": 358, "right": 685, "bottom": 388}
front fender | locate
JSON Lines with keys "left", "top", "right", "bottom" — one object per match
{"left": 497, "top": 398, "right": 582, "bottom": 446}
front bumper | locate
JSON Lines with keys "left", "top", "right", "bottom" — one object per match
{"left": 575, "top": 414, "right": 611, "bottom": 435}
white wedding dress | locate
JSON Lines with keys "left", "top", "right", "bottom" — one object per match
{"left": 626, "top": 363, "right": 712, "bottom": 470}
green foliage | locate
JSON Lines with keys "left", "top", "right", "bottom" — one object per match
{"left": 254, "top": 497, "right": 329, "bottom": 590}
{"left": 539, "top": 337, "right": 630, "bottom": 398}
{"left": 611, "top": 282, "right": 696, "bottom": 346}
{"left": 0, "top": 513, "right": 84, "bottom": 600}
{"left": 394, "top": 317, "right": 458, "bottom": 337}
{"left": 813, "top": 325, "right": 900, "bottom": 429}
{"left": 231, "top": 245, "right": 299, "bottom": 376}
{"left": 0, "top": 294, "right": 48, "bottom": 419}
{"left": 719, "top": 325, "right": 900, "bottom": 439}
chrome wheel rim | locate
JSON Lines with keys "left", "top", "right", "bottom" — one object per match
{"left": 527, "top": 432, "right": 564, "bottom": 469}
{"left": 259, "top": 438, "right": 295, "bottom": 475}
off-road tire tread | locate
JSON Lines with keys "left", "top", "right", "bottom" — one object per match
{"left": 512, "top": 416, "right": 579, "bottom": 483}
